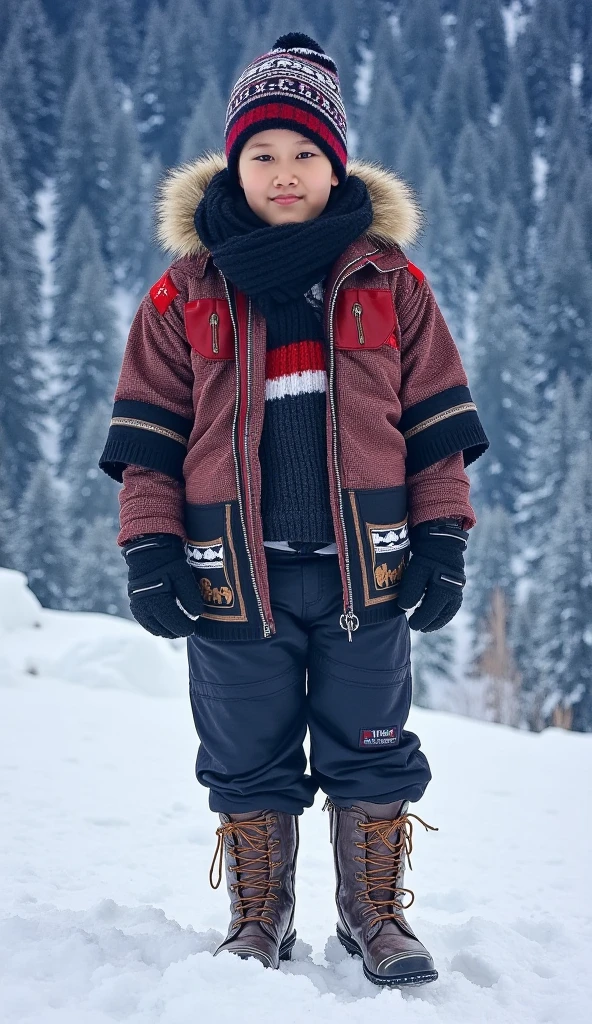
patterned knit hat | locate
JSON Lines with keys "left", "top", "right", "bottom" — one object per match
{"left": 224, "top": 32, "right": 348, "bottom": 189}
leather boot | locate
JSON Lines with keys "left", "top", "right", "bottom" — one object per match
{"left": 209, "top": 809, "right": 298, "bottom": 968}
{"left": 325, "top": 797, "right": 438, "bottom": 986}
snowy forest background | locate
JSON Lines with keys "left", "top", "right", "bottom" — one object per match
{"left": 0, "top": 0, "right": 591, "bottom": 733}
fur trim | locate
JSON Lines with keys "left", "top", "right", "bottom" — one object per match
{"left": 155, "top": 150, "right": 425, "bottom": 260}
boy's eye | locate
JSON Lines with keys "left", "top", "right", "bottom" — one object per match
{"left": 254, "top": 152, "right": 315, "bottom": 161}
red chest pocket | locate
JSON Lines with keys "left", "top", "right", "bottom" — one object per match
{"left": 184, "top": 299, "right": 235, "bottom": 359}
{"left": 334, "top": 289, "right": 399, "bottom": 350}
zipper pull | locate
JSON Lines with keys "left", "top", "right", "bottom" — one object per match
{"left": 352, "top": 302, "right": 365, "bottom": 345}
{"left": 339, "top": 609, "right": 360, "bottom": 641}
{"left": 322, "top": 796, "right": 332, "bottom": 812}
{"left": 209, "top": 311, "right": 219, "bottom": 353}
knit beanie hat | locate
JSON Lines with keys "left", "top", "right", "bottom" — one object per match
{"left": 224, "top": 32, "right": 348, "bottom": 189}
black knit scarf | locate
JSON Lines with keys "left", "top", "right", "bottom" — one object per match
{"left": 193, "top": 168, "right": 374, "bottom": 335}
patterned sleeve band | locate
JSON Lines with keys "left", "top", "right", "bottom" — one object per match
{"left": 98, "top": 399, "right": 193, "bottom": 483}
{"left": 398, "top": 384, "right": 490, "bottom": 476}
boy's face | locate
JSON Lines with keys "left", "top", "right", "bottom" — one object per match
{"left": 237, "top": 128, "right": 339, "bottom": 225}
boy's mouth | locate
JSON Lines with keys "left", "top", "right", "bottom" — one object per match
{"left": 272, "top": 196, "right": 302, "bottom": 205}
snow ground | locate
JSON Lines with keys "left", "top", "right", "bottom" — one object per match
{"left": 1, "top": 568, "right": 591, "bottom": 1023}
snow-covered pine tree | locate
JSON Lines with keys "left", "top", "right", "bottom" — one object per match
{"left": 516, "top": 371, "right": 579, "bottom": 570}
{"left": 56, "top": 258, "right": 119, "bottom": 468}
{"left": 456, "top": 0, "right": 508, "bottom": 105}
{"left": 536, "top": 205, "right": 592, "bottom": 396}
{"left": 410, "top": 627, "right": 456, "bottom": 710}
{"left": 68, "top": 514, "right": 130, "bottom": 617}
{"left": 464, "top": 504, "right": 517, "bottom": 651}
{"left": 410, "top": 167, "right": 467, "bottom": 345}
{"left": 10, "top": 463, "right": 71, "bottom": 609}
{"left": 62, "top": 400, "right": 120, "bottom": 545}
{"left": 471, "top": 260, "right": 533, "bottom": 514}
{"left": 522, "top": 444, "right": 592, "bottom": 732}
{"left": 449, "top": 121, "right": 493, "bottom": 282}
{"left": 0, "top": 272, "right": 44, "bottom": 508}
{"left": 52, "top": 67, "right": 114, "bottom": 268}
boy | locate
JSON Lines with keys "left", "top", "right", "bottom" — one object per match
{"left": 99, "top": 33, "right": 489, "bottom": 987}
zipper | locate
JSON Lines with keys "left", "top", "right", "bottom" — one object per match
{"left": 352, "top": 301, "right": 365, "bottom": 345}
{"left": 220, "top": 272, "right": 272, "bottom": 639}
{"left": 209, "top": 311, "right": 219, "bottom": 353}
{"left": 326, "top": 250, "right": 380, "bottom": 641}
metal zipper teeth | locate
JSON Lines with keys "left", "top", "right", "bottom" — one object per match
{"left": 219, "top": 276, "right": 270, "bottom": 634}
{"left": 244, "top": 296, "right": 272, "bottom": 636}
{"left": 220, "top": 272, "right": 271, "bottom": 639}
{"left": 327, "top": 249, "right": 380, "bottom": 640}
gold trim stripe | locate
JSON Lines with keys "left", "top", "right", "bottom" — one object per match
{"left": 110, "top": 417, "right": 188, "bottom": 446}
{"left": 402, "top": 403, "right": 476, "bottom": 440}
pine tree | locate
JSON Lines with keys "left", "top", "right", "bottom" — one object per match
{"left": 536, "top": 206, "right": 592, "bottom": 395}
{"left": 68, "top": 515, "right": 130, "bottom": 617}
{"left": 53, "top": 68, "right": 113, "bottom": 266}
{"left": 458, "top": 25, "right": 492, "bottom": 142}
{"left": 10, "top": 463, "right": 71, "bottom": 609}
{"left": 63, "top": 400, "right": 120, "bottom": 544}
{"left": 48, "top": 206, "right": 103, "bottom": 349}
{"left": 0, "top": 21, "right": 46, "bottom": 196}
{"left": 517, "top": 371, "right": 580, "bottom": 567}
{"left": 179, "top": 79, "right": 227, "bottom": 164}
{"left": 0, "top": 272, "right": 44, "bottom": 508}
{"left": 56, "top": 257, "right": 119, "bottom": 465}
{"left": 573, "top": 159, "right": 592, "bottom": 264}
{"left": 396, "top": 114, "right": 431, "bottom": 198}
{"left": 108, "top": 107, "right": 153, "bottom": 293}
{"left": 456, "top": 0, "right": 508, "bottom": 105}
{"left": 410, "top": 167, "right": 468, "bottom": 344}
{"left": 397, "top": 0, "right": 446, "bottom": 115}
{"left": 162, "top": 0, "right": 209, "bottom": 159}
{"left": 465, "top": 504, "right": 516, "bottom": 642}
{"left": 449, "top": 121, "right": 493, "bottom": 281}
{"left": 411, "top": 627, "right": 456, "bottom": 710}
{"left": 96, "top": 0, "right": 139, "bottom": 86}
{"left": 432, "top": 56, "right": 467, "bottom": 184}
{"left": 360, "top": 74, "right": 406, "bottom": 172}
{"left": 515, "top": 0, "right": 572, "bottom": 125}
{"left": 10, "top": 0, "right": 61, "bottom": 180}
{"left": 471, "top": 261, "right": 533, "bottom": 513}
{"left": 497, "top": 62, "right": 535, "bottom": 224}
{"left": 524, "top": 445, "right": 592, "bottom": 732}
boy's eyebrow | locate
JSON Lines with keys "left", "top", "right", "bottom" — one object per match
{"left": 246, "top": 137, "right": 318, "bottom": 149}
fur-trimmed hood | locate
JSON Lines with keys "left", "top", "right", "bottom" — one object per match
{"left": 155, "top": 150, "right": 424, "bottom": 260}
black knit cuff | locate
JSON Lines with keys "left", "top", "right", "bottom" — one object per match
{"left": 400, "top": 385, "right": 490, "bottom": 475}
{"left": 98, "top": 399, "right": 192, "bottom": 483}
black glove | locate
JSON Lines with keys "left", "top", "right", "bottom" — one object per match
{"left": 122, "top": 533, "right": 203, "bottom": 638}
{"left": 396, "top": 517, "right": 468, "bottom": 632}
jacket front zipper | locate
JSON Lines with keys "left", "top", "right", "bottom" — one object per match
{"left": 352, "top": 301, "right": 365, "bottom": 345}
{"left": 209, "top": 311, "right": 219, "bottom": 353}
{"left": 327, "top": 249, "right": 380, "bottom": 641}
{"left": 220, "top": 272, "right": 272, "bottom": 639}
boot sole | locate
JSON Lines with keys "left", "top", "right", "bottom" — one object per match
{"left": 336, "top": 926, "right": 438, "bottom": 987}
{"left": 216, "top": 929, "right": 297, "bottom": 967}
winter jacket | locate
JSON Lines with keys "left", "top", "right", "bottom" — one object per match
{"left": 99, "top": 153, "right": 489, "bottom": 641}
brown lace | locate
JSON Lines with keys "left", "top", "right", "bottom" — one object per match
{"left": 209, "top": 817, "right": 281, "bottom": 928}
{"left": 354, "top": 812, "right": 438, "bottom": 926}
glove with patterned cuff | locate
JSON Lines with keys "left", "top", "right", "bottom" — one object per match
{"left": 396, "top": 517, "right": 468, "bottom": 632}
{"left": 122, "top": 533, "right": 203, "bottom": 638}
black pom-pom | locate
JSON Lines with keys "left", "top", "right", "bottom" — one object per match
{"left": 273, "top": 33, "right": 326, "bottom": 54}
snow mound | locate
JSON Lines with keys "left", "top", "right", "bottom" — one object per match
{"left": 0, "top": 567, "right": 187, "bottom": 696}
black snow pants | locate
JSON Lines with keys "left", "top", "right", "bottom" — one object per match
{"left": 187, "top": 545, "right": 431, "bottom": 815}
